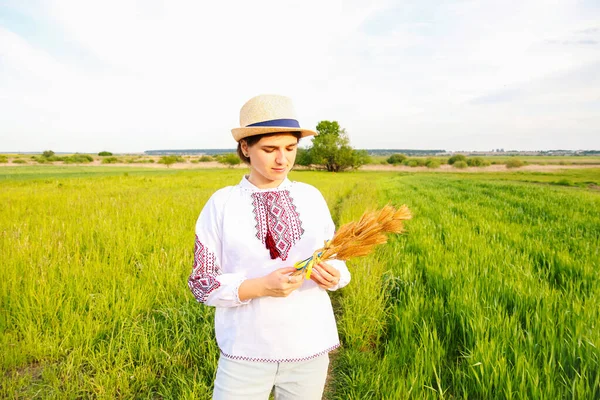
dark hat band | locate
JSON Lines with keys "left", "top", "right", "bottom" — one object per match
{"left": 246, "top": 118, "right": 300, "bottom": 128}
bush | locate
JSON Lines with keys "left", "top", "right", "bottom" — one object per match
{"left": 158, "top": 155, "right": 184, "bottom": 167}
{"left": 101, "top": 157, "right": 119, "bottom": 164}
{"left": 506, "top": 158, "right": 524, "bottom": 169}
{"left": 199, "top": 155, "right": 213, "bottom": 162}
{"left": 0, "top": 155, "right": 7, "bottom": 163}
{"left": 467, "top": 157, "right": 490, "bottom": 167}
{"left": 448, "top": 154, "right": 467, "bottom": 165}
{"left": 64, "top": 154, "right": 94, "bottom": 164}
{"left": 387, "top": 154, "right": 407, "bottom": 165}
{"left": 218, "top": 153, "right": 241, "bottom": 167}
{"left": 12, "top": 159, "right": 27, "bottom": 164}
{"left": 404, "top": 158, "right": 426, "bottom": 167}
{"left": 453, "top": 160, "right": 468, "bottom": 169}
{"left": 42, "top": 150, "right": 55, "bottom": 158}
{"left": 98, "top": 151, "right": 113, "bottom": 156}
{"left": 425, "top": 158, "right": 441, "bottom": 169}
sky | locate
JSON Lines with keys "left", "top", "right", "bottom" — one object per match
{"left": 0, "top": 0, "right": 599, "bottom": 153}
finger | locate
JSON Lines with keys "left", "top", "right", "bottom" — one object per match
{"left": 313, "top": 279, "right": 329, "bottom": 290}
{"left": 317, "top": 262, "right": 339, "bottom": 276}
{"left": 279, "top": 266, "right": 298, "bottom": 274}
{"left": 317, "top": 263, "right": 340, "bottom": 281}
{"left": 292, "top": 278, "right": 304, "bottom": 287}
{"left": 314, "top": 265, "right": 334, "bottom": 281}
{"left": 315, "top": 267, "right": 340, "bottom": 288}
{"left": 286, "top": 274, "right": 304, "bottom": 285}
{"left": 310, "top": 270, "right": 329, "bottom": 286}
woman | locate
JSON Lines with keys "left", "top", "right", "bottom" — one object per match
{"left": 188, "top": 94, "right": 351, "bottom": 399}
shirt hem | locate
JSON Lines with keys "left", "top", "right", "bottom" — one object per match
{"left": 219, "top": 343, "right": 340, "bottom": 363}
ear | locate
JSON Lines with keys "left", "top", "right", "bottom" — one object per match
{"left": 240, "top": 140, "right": 249, "bottom": 157}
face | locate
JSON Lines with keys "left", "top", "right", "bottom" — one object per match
{"left": 241, "top": 133, "right": 298, "bottom": 188}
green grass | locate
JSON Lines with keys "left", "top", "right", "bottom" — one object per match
{"left": 330, "top": 172, "right": 600, "bottom": 399}
{"left": 398, "top": 168, "right": 600, "bottom": 188}
{"left": 1, "top": 167, "right": 599, "bottom": 398}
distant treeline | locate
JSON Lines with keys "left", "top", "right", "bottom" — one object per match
{"left": 364, "top": 149, "right": 447, "bottom": 156}
{"left": 143, "top": 148, "right": 599, "bottom": 156}
{"left": 145, "top": 149, "right": 235, "bottom": 155}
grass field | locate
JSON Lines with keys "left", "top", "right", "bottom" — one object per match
{"left": 1, "top": 166, "right": 599, "bottom": 398}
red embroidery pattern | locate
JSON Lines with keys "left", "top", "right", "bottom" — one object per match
{"left": 188, "top": 235, "right": 222, "bottom": 303}
{"left": 251, "top": 190, "right": 304, "bottom": 261}
{"left": 220, "top": 344, "right": 340, "bottom": 363}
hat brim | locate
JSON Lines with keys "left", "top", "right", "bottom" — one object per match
{"left": 231, "top": 127, "right": 317, "bottom": 142}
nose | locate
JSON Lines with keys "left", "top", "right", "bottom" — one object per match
{"left": 276, "top": 150, "right": 286, "bottom": 165}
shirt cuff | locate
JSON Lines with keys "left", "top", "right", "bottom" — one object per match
{"left": 233, "top": 276, "right": 252, "bottom": 306}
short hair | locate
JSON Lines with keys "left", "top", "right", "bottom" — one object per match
{"left": 237, "top": 132, "right": 302, "bottom": 165}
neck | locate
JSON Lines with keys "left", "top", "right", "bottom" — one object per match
{"left": 247, "top": 172, "right": 285, "bottom": 189}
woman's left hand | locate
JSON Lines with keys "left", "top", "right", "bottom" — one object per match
{"left": 310, "top": 261, "right": 341, "bottom": 290}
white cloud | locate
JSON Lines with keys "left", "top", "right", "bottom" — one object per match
{"left": 0, "top": 0, "right": 598, "bottom": 152}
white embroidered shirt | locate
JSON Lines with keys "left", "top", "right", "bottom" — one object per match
{"left": 188, "top": 176, "right": 351, "bottom": 362}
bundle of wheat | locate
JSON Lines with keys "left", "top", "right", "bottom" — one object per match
{"left": 292, "top": 204, "right": 412, "bottom": 279}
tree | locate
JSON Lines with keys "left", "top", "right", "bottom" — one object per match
{"left": 98, "top": 151, "right": 113, "bottom": 156}
{"left": 305, "top": 121, "right": 368, "bottom": 172}
{"left": 295, "top": 148, "right": 312, "bottom": 167}
{"left": 42, "top": 150, "right": 55, "bottom": 158}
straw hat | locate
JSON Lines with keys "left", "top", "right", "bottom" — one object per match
{"left": 231, "top": 94, "right": 318, "bottom": 142}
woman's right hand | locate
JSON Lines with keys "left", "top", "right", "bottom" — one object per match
{"left": 238, "top": 267, "right": 303, "bottom": 301}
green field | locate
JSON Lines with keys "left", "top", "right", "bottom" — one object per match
{"left": 1, "top": 167, "right": 599, "bottom": 398}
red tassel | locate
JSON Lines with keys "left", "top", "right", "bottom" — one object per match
{"left": 265, "top": 230, "right": 278, "bottom": 259}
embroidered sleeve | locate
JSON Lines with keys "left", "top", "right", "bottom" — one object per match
{"left": 188, "top": 236, "right": 222, "bottom": 303}
{"left": 188, "top": 191, "right": 251, "bottom": 307}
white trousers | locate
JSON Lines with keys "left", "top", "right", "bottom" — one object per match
{"left": 212, "top": 353, "right": 329, "bottom": 400}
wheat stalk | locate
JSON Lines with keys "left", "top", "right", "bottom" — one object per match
{"left": 292, "top": 204, "right": 412, "bottom": 278}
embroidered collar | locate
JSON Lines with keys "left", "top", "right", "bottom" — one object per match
{"left": 238, "top": 175, "right": 293, "bottom": 192}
